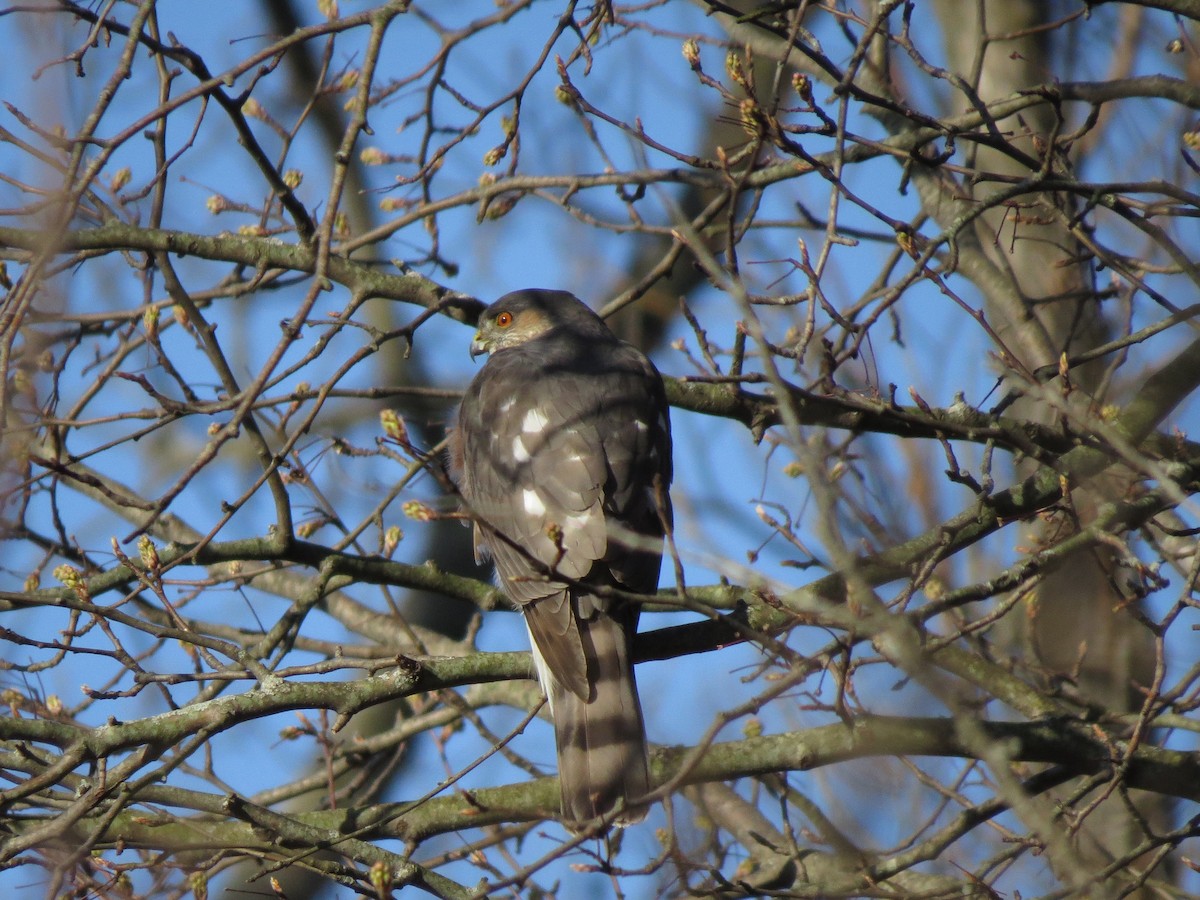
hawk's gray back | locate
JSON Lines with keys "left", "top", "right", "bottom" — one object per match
{"left": 453, "top": 289, "right": 672, "bottom": 827}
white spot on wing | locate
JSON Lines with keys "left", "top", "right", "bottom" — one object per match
{"left": 522, "top": 489, "right": 546, "bottom": 516}
{"left": 512, "top": 436, "right": 530, "bottom": 463}
{"left": 562, "top": 510, "right": 593, "bottom": 534}
{"left": 635, "top": 419, "right": 649, "bottom": 434}
{"left": 498, "top": 397, "right": 516, "bottom": 414}
{"left": 522, "top": 408, "right": 549, "bottom": 434}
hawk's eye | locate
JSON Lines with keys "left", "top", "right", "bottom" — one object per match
{"left": 495, "top": 311, "right": 514, "bottom": 328}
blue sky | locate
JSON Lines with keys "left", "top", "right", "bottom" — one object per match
{"left": 2, "top": 2, "right": 1197, "bottom": 896}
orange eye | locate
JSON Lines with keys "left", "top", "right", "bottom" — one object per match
{"left": 495, "top": 311, "right": 514, "bottom": 328}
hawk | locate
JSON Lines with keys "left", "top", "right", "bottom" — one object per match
{"left": 453, "top": 289, "right": 672, "bottom": 828}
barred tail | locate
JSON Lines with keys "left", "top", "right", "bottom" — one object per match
{"left": 530, "top": 601, "right": 649, "bottom": 828}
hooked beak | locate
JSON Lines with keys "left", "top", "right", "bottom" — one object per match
{"left": 469, "top": 333, "right": 489, "bottom": 359}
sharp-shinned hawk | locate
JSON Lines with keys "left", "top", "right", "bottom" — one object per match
{"left": 452, "top": 289, "right": 673, "bottom": 828}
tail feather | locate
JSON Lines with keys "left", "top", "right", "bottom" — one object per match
{"left": 529, "top": 599, "right": 649, "bottom": 828}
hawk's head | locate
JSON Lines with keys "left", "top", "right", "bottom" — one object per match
{"left": 470, "top": 289, "right": 610, "bottom": 357}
